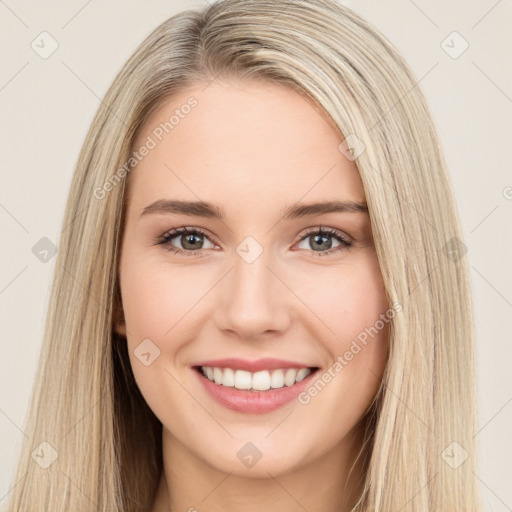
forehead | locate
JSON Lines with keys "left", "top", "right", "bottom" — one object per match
{"left": 128, "top": 79, "right": 365, "bottom": 216}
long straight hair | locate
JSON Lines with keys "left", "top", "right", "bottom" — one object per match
{"left": 6, "top": 0, "right": 480, "bottom": 510}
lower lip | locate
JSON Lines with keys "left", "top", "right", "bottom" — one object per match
{"left": 193, "top": 367, "right": 318, "bottom": 414}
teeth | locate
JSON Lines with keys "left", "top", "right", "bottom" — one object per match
{"left": 223, "top": 367, "right": 235, "bottom": 387}
{"left": 213, "top": 367, "right": 223, "bottom": 385}
{"left": 234, "top": 370, "right": 252, "bottom": 390}
{"left": 252, "top": 370, "right": 271, "bottom": 391}
{"left": 295, "top": 368, "right": 310, "bottom": 382}
{"left": 200, "top": 366, "right": 313, "bottom": 391}
{"left": 284, "top": 368, "right": 297, "bottom": 386}
{"left": 270, "top": 369, "right": 284, "bottom": 388}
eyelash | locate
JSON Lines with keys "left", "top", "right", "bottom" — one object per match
{"left": 154, "top": 225, "right": 353, "bottom": 257}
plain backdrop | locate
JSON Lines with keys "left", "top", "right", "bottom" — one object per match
{"left": 1, "top": 0, "right": 511, "bottom": 509}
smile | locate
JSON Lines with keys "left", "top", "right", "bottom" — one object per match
{"left": 192, "top": 362, "right": 320, "bottom": 414}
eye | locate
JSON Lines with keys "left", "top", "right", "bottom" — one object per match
{"left": 154, "top": 225, "right": 352, "bottom": 257}
{"left": 154, "top": 227, "right": 216, "bottom": 255}
{"left": 295, "top": 226, "right": 352, "bottom": 256}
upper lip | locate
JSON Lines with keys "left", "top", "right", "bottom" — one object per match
{"left": 192, "top": 357, "right": 319, "bottom": 373}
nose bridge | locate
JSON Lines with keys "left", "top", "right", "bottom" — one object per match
{"left": 216, "top": 244, "right": 291, "bottom": 338}
{"left": 233, "top": 250, "right": 273, "bottom": 303}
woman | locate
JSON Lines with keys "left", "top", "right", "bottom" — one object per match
{"left": 6, "top": 0, "right": 481, "bottom": 510}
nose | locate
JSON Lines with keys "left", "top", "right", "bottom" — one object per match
{"left": 213, "top": 250, "right": 292, "bottom": 341}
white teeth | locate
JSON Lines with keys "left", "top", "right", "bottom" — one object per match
{"left": 295, "top": 368, "right": 310, "bottom": 382}
{"left": 223, "top": 367, "right": 235, "bottom": 387}
{"left": 234, "top": 370, "right": 252, "bottom": 390}
{"left": 252, "top": 370, "right": 271, "bottom": 391}
{"left": 284, "top": 369, "right": 297, "bottom": 386}
{"left": 200, "top": 366, "right": 313, "bottom": 390}
{"left": 213, "top": 367, "right": 223, "bottom": 385}
{"left": 270, "top": 369, "right": 284, "bottom": 388}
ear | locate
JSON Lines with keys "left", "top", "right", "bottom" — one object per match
{"left": 112, "top": 283, "right": 127, "bottom": 338}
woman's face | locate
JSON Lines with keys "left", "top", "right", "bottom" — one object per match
{"left": 117, "top": 78, "right": 390, "bottom": 477}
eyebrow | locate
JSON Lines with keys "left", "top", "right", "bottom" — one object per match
{"left": 139, "top": 199, "right": 369, "bottom": 220}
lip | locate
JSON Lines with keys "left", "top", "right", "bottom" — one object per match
{"left": 192, "top": 357, "right": 316, "bottom": 373}
{"left": 192, "top": 365, "right": 319, "bottom": 414}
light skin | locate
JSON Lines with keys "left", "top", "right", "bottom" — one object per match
{"left": 116, "top": 78, "right": 390, "bottom": 512}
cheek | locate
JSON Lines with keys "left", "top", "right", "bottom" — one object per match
{"left": 118, "top": 251, "right": 207, "bottom": 422}
{"left": 299, "top": 255, "right": 389, "bottom": 344}
{"left": 295, "top": 255, "right": 389, "bottom": 405}
{"left": 119, "top": 253, "right": 214, "bottom": 340}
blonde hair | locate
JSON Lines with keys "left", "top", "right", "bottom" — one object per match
{"left": 5, "top": 0, "right": 480, "bottom": 510}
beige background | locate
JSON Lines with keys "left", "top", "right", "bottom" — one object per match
{"left": 1, "top": 0, "right": 511, "bottom": 509}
